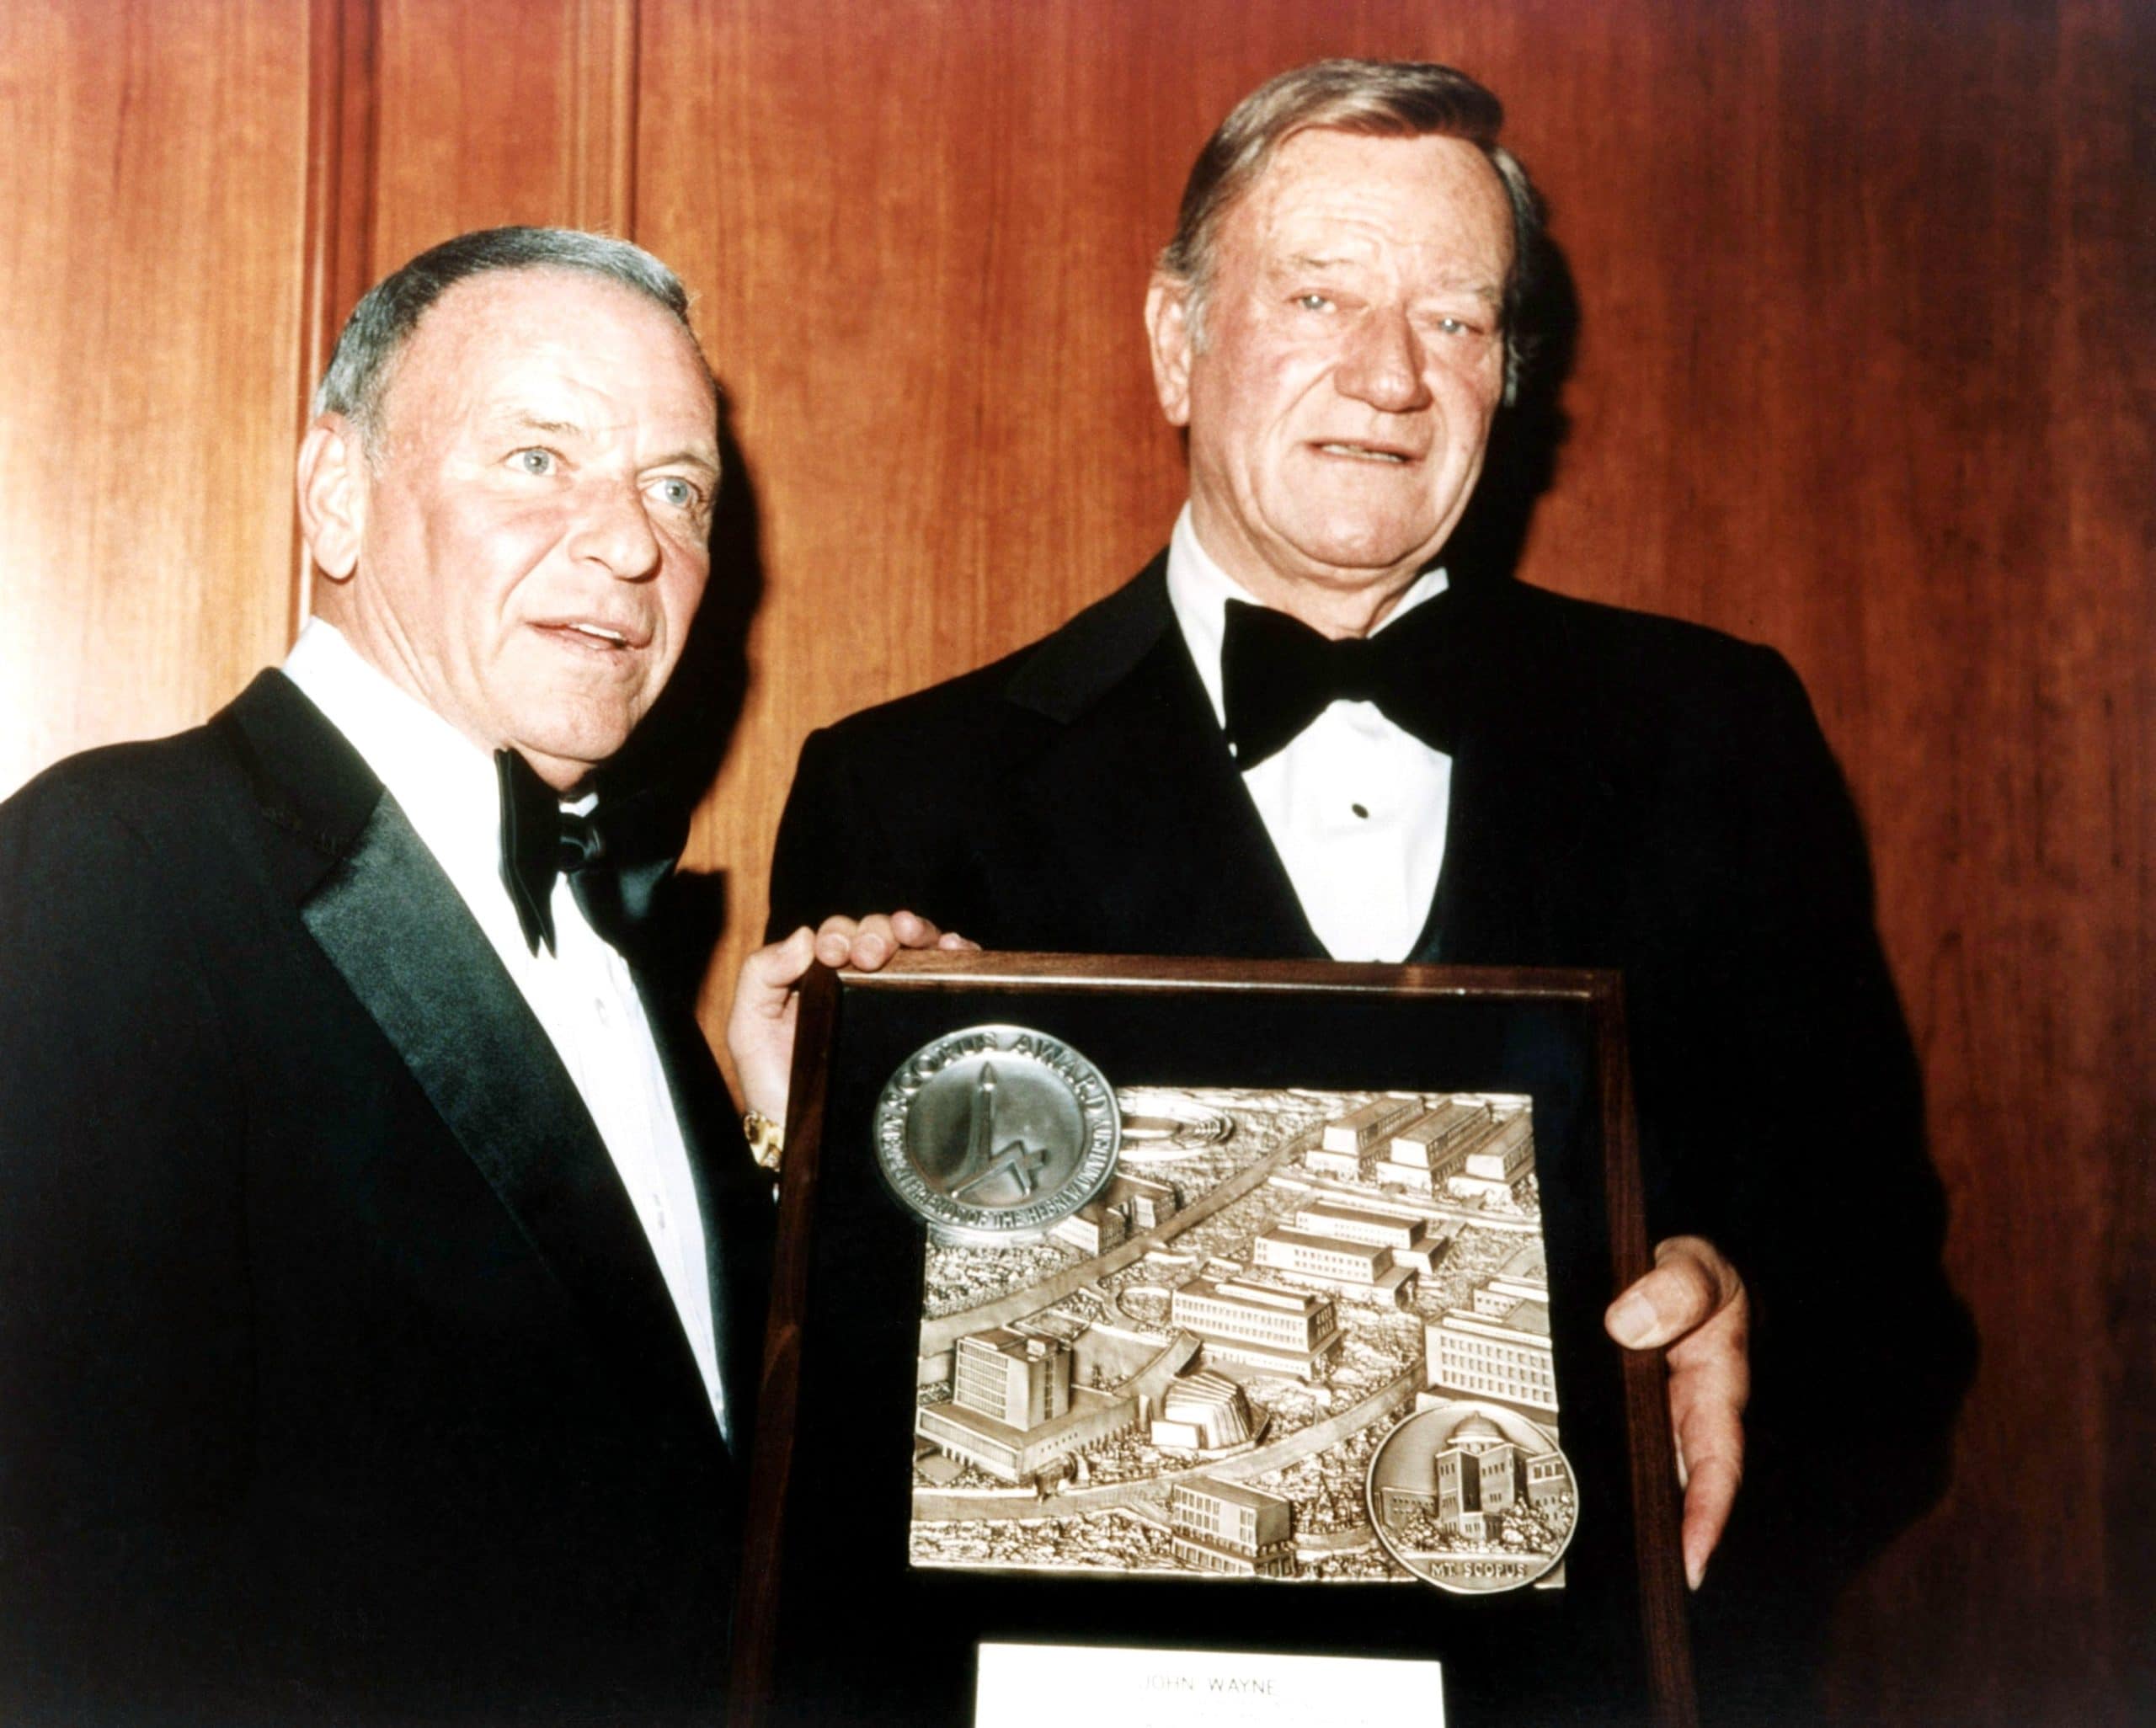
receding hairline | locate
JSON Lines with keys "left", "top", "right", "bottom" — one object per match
{"left": 351, "top": 264, "right": 720, "bottom": 449}
{"left": 311, "top": 227, "right": 717, "bottom": 448}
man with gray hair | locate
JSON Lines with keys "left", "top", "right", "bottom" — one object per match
{"left": 746, "top": 59, "right": 1967, "bottom": 1711}
{"left": 0, "top": 227, "right": 932, "bottom": 1722}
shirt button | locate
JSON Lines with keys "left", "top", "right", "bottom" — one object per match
{"left": 594, "top": 996, "right": 613, "bottom": 1027}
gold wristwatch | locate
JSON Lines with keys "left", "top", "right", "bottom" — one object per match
{"left": 743, "top": 1108, "right": 784, "bottom": 1172}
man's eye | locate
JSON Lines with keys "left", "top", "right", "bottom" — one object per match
{"left": 513, "top": 449, "right": 556, "bottom": 476}
{"left": 1436, "top": 317, "right": 1468, "bottom": 336}
{"left": 651, "top": 477, "right": 701, "bottom": 510}
{"left": 1294, "top": 292, "right": 1334, "bottom": 312}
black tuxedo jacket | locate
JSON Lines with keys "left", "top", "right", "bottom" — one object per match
{"left": 770, "top": 557, "right": 1971, "bottom": 1695}
{"left": 0, "top": 671, "right": 771, "bottom": 1725}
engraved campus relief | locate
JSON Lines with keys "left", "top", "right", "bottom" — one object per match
{"left": 893, "top": 1075, "right": 1577, "bottom": 1593}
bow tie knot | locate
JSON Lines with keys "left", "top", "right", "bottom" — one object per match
{"left": 553, "top": 811, "right": 606, "bottom": 874}
{"left": 495, "top": 749, "right": 688, "bottom": 957}
{"left": 1309, "top": 634, "right": 1390, "bottom": 705}
{"left": 1219, "top": 594, "right": 1465, "bottom": 770}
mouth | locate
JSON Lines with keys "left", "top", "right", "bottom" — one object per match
{"left": 1312, "top": 440, "right": 1419, "bottom": 466}
{"left": 531, "top": 620, "right": 652, "bottom": 653}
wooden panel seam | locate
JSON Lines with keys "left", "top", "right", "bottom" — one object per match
{"left": 290, "top": 0, "right": 382, "bottom": 643}
{"left": 568, "top": 0, "right": 639, "bottom": 237}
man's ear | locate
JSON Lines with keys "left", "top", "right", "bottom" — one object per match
{"left": 296, "top": 413, "right": 366, "bottom": 583}
{"left": 1144, "top": 271, "right": 1197, "bottom": 429}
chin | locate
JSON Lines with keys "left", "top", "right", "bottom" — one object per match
{"left": 512, "top": 719, "right": 638, "bottom": 778}
{"left": 1294, "top": 536, "right": 1438, "bottom": 582}
{"left": 1283, "top": 508, "right": 1438, "bottom": 568}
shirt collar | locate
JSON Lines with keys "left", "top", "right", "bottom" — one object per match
{"left": 280, "top": 619, "right": 515, "bottom": 920}
{"left": 1162, "top": 503, "right": 1450, "bottom": 730}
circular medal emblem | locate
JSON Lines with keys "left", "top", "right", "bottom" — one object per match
{"left": 1366, "top": 1400, "right": 1579, "bottom": 1594}
{"left": 873, "top": 1025, "right": 1120, "bottom": 1245}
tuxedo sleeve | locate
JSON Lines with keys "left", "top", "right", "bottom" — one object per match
{"left": 1629, "top": 648, "right": 1972, "bottom": 1646}
{"left": 766, "top": 721, "right": 953, "bottom": 941}
{"left": 0, "top": 771, "right": 268, "bottom": 1718}
{"left": 767, "top": 725, "right": 849, "bottom": 940}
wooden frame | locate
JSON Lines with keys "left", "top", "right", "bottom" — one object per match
{"left": 731, "top": 952, "right": 1694, "bottom": 1728}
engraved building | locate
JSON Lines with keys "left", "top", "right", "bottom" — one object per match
{"left": 1448, "top": 1112, "right": 1534, "bottom": 1202}
{"left": 1434, "top": 1414, "right": 1519, "bottom": 1539}
{"left": 1169, "top": 1479, "right": 1296, "bottom": 1577}
{"left": 1379, "top": 1411, "right": 1566, "bottom": 1541}
{"left": 1049, "top": 1171, "right": 1182, "bottom": 1256}
{"left": 1150, "top": 1369, "right": 1260, "bottom": 1451}
{"left": 1378, "top": 1099, "right": 1492, "bottom": 1192}
{"left": 1293, "top": 1200, "right": 1428, "bottom": 1251}
{"left": 1171, "top": 1277, "right": 1342, "bottom": 1379}
{"left": 1427, "top": 1242, "right": 1556, "bottom": 1414}
{"left": 918, "top": 1328, "right": 1139, "bottom": 1483}
{"left": 1306, "top": 1096, "right": 1422, "bottom": 1178}
{"left": 953, "top": 1328, "right": 1070, "bottom": 1427}
{"left": 1251, "top": 1226, "right": 1417, "bottom": 1308}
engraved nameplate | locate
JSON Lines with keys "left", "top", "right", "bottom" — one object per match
{"left": 975, "top": 1641, "right": 1444, "bottom": 1728}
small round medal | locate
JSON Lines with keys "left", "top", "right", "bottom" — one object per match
{"left": 873, "top": 1025, "right": 1120, "bottom": 1245}
{"left": 1366, "top": 1400, "right": 1579, "bottom": 1594}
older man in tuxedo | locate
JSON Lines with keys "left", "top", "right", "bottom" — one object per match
{"left": 736, "top": 60, "right": 1968, "bottom": 1712}
{"left": 0, "top": 227, "right": 942, "bottom": 1724}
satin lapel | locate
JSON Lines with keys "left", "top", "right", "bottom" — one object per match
{"left": 301, "top": 795, "right": 713, "bottom": 1432}
{"left": 215, "top": 671, "right": 390, "bottom": 909}
{"left": 990, "top": 623, "right": 1323, "bottom": 960}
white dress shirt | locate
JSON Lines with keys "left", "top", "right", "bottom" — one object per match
{"left": 283, "top": 620, "right": 724, "bottom": 1435}
{"left": 1165, "top": 507, "right": 1454, "bottom": 963}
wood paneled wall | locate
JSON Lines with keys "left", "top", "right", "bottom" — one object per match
{"left": 3, "top": 3, "right": 2146, "bottom": 1720}
{"left": 0, "top": 0, "right": 309, "bottom": 790}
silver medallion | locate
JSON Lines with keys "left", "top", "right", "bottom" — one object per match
{"left": 874, "top": 1025, "right": 1120, "bottom": 1245}
{"left": 1366, "top": 1399, "right": 1579, "bottom": 1593}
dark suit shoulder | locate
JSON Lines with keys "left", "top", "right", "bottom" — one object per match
{"left": 3, "top": 714, "right": 247, "bottom": 841}
{"left": 766, "top": 563, "right": 1175, "bottom": 936}
{"left": 766, "top": 650, "right": 1054, "bottom": 938}
{"left": 813, "top": 557, "right": 1171, "bottom": 760}
{"left": 4, "top": 673, "right": 391, "bottom": 930}
{"left": 808, "top": 636, "right": 1047, "bottom": 763}
{"left": 1496, "top": 580, "right": 1798, "bottom": 704}
{"left": 0, "top": 671, "right": 380, "bottom": 1088}
{"left": 1470, "top": 583, "right": 1829, "bottom": 820}
{"left": 0, "top": 718, "right": 257, "bottom": 1098}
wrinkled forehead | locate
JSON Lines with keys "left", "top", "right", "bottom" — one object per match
{"left": 378, "top": 268, "right": 719, "bottom": 440}
{"left": 1230, "top": 129, "right": 1515, "bottom": 281}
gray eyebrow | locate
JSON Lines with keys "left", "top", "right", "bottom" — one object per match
{"left": 645, "top": 447, "right": 723, "bottom": 477}
{"left": 1279, "top": 255, "right": 1501, "bottom": 302}
{"left": 508, "top": 414, "right": 586, "bottom": 439}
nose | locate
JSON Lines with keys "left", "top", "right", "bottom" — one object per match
{"left": 568, "top": 479, "right": 663, "bottom": 580}
{"left": 1337, "top": 307, "right": 1432, "bottom": 414}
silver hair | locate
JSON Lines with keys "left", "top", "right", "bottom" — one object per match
{"left": 1158, "top": 59, "right": 1545, "bottom": 403}
{"left": 312, "top": 227, "right": 707, "bottom": 443}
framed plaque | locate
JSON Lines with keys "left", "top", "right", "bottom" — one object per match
{"left": 729, "top": 953, "right": 1694, "bottom": 1728}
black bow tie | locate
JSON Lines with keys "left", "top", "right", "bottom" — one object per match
{"left": 1219, "top": 594, "right": 1465, "bottom": 770}
{"left": 495, "top": 749, "right": 690, "bottom": 957}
